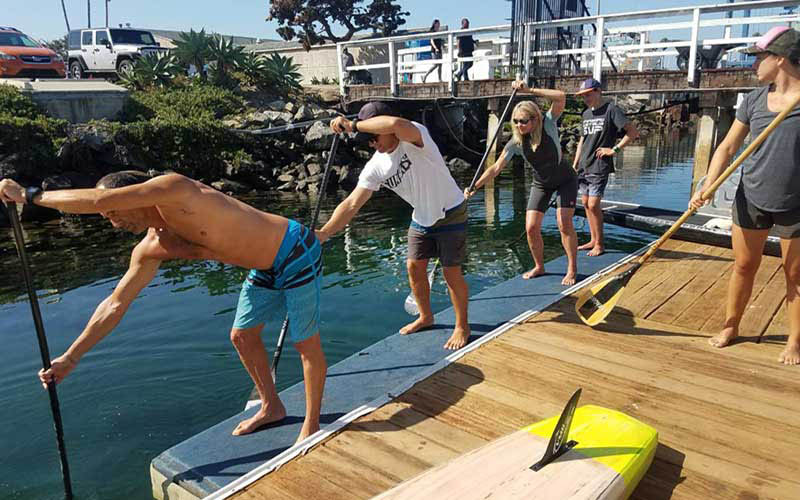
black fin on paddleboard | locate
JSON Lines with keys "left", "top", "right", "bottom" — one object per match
{"left": 531, "top": 388, "right": 581, "bottom": 471}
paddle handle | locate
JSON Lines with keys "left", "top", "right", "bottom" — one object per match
{"left": 6, "top": 202, "right": 74, "bottom": 499}
{"left": 467, "top": 87, "right": 518, "bottom": 193}
{"left": 638, "top": 91, "right": 800, "bottom": 265}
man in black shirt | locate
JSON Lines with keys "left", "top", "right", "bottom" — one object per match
{"left": 454, "top": 18, "right": 475, "bottom": 81}
{"left": 572, "top": 78, "right": 639, "bottom": 256}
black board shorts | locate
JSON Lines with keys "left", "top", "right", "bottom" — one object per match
{"left": 527, "top": 177, "right": 578, "bottom": 212}
{"left": 732, "top": 184, "right": 800, "bottom": 239}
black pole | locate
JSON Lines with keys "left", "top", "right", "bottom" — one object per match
{"left": 270, "top": 133, "right": 341, "bottom": 380}
{"left": 468, "top": 88, "right": 518, "bottom": 192}
{"left": 60, "top": 0, "right": 71, "bottom": 33}
{"left": 6, "top": 202, "right": 73, "bottom": 500}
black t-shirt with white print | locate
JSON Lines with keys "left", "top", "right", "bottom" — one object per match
{"left": 578, "top": 101, "right": 629, "bottom": 176}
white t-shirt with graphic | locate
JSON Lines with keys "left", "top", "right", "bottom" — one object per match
{"left": 357, "top": 122, "right": 465, "bottom": 227}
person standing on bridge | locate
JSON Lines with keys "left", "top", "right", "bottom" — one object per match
{"left": 321, "top": 102, "right": 471, "bottom": 350}
{"left": 690, "top": 26, "right": 800, "bottom": 365}
{"left": 424, "top": 19, "right": 444, "bottom": 83}
{"left": 0, "top": 172, "right": 328, "bottom": 443}
{"left": 454, "top": 18, "right": 475, "bottom": 82}
{"left": 466, "top": 80, "right": 578, "bottom": 286}
{"left": 573, "top": 77, "right": 640, "bottom": 256}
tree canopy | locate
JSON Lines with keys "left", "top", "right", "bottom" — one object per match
{"left": 267, "top": 0, "right": 409, "bottom": 49}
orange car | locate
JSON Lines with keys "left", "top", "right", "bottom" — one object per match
{"left": 0, "top": 26, "right": 66, "bottom": 78}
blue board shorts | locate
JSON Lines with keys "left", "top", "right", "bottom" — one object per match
{"left": 578, "top": 172, "right": 610, "bottom": 198}
{"left": 233, "top": 219, "right": 322, "bottom": 343}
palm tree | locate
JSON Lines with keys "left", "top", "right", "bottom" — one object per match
{"left": 174, "top": 29, "right": 211, "bottom": 79}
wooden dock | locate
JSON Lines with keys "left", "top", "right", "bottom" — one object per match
{"left": 231, "top": 239, "right": 799, "bottom": 500}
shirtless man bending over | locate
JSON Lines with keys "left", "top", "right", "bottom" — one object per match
{"left": 1, "top": 171, "right": 326, "bottom": 442}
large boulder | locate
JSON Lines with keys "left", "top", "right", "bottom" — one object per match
{"left": 293, "top": 105, "right": 315, "bottom": 122}
{"left": 304, "top": 121, "right": 336, "bottom": 151}
{"left": 267, "top": 99, "right": 286, "bottom": 111}
{"left": 223, "top": 158, "right": 269, "bottom": 186}
{"left": 447, "top": 157, "right": 472, "bottom": 174}
{"left": 211, "top": 179, "right": 252, "bottom": 195}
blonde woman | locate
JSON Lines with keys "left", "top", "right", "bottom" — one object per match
{"left": 467, "top": 81, "right": 578, "bottom": 285}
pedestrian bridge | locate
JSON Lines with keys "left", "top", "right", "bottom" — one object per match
{"left": 336, "top": 0, "right": 799, "bottom": 103}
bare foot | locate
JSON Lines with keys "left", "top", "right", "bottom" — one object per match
{"left": 232, "top": 402, "right": 287, "bottom": 436}
{"left": 778, "top": 342, "right": 800, "bottom": 365}
{"left": 587, "top": 246, "right": 605, "bottom": 257}
{"left": 444, "top": 327, "right": 470, "bottom": 350}
{"left": 708, "top": 327, "right": 738, "bottom": 348}
{"left": 400, "top": 315, "right": 434, "bottom": 335}
{"left": 577, "top": 241, "right": 595, "bottom": 251}
{"left": 561, "top": 272, "right": 577, "bottom": 286}
{"left": 522, "top": 267, "right": 545, "bottom": 279}
{"left": 295, "top": 421, "right": 320, "bottom": 444}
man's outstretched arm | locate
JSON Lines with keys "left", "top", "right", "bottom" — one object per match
{"left": 316, "top": 187, "right": 373, "bottom": 243}
{"left": 331, "top": 116, "right": 423, "bottom": 147}
{"left": 38, "top": 239, "right": 162, "bottom": 387}
{"left": 1, "top": 174, "right": 195, "bottom": 214}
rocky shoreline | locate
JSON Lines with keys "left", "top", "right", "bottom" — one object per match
{"left": 0, "top": 89, "right": 690, "bottom": 227}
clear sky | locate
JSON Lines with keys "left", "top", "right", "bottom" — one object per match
{"left": 5, "top": 0, "right": 783, "bottom": 43}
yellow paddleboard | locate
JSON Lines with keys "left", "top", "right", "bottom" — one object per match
{"left": 373, "top": 403, "right": 658, "bottom": 500}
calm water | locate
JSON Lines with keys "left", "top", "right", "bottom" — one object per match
{"left": 1, "top": 130, "right": 694, "bottom": 499}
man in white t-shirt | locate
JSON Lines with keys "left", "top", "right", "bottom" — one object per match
{"left": 317, "top": 102, "right": 470, "bottom": 350}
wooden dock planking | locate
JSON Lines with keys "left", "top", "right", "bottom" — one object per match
{"left": 645, "top": 245, "right": 732, "bottom": 323}
{"left": 763, "top": 299, "right": 789, "bottom": 345}
{"left": 232, "top": 241, "right": 799, "bottom": 500}
{"left": 699, "top": 255, "right": 782, "bottom": 335}
{"left": 622, "top": 242, "right": 725, "bottom": 319}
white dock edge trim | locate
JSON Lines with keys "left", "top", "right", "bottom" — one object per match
{"left": 202, "top": 244, "right": 652, "bottom": 500}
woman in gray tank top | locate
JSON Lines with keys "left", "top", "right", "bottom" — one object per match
{"left": 467, "top": 80, "right": 578, "bottom": 286}
{"left": 689, "top": 27, "right": 800, "bottom": 365}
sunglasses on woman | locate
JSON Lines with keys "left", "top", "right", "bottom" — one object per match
{"left": 512, "top": 118, "right": 531, "bottom": 125}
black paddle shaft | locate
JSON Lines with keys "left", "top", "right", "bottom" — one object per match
{"left": 6, "top": 202, "right": 73, "bottom": 499}
{"left": 271, "top": 134, "right": 341, "bottom": 380}
{"left": 467, "top": 87, "right": 518, "bottom": 193}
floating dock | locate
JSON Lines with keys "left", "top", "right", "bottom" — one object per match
{"left": 221, "top": 239, "right": 799, "bottom": 499}
{"left": 152, "top": 235, "right": 799, "bottom": 499}
{"left": 151, "top": 248, "right": 629, "bottom": 499}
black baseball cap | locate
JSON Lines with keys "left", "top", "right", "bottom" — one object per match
{"left": 354, "top": 101, "right": 397, "bottom": 144}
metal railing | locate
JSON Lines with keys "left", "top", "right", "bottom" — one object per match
{"left": 337, "top": 0, "right": 799, "bottom": 95}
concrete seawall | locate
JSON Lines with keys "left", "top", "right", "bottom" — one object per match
{"left": 1, "top": 79, "right": 128, "bottom": 123}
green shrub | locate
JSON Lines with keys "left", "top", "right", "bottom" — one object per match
{"left": 0, "top": 85, "right": 46, "bottom": 120}
{"left": 0, "top": 114, "right": 68, "bottom": 174}
{"left": 121, "top": 84, "right": 245, "bottom": 122}
{"left": 111, "top": 116, "right": 251, "bottom": 179}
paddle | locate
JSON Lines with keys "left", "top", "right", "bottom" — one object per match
{"left": 270, "top": 133, "right": 341, "bottom": 381}
{"left": 575, "top": 92, "right": 800, "bottom": 326}
{"left": 5, "top": 202, "right": 74, "bottom": 499}
{"left": 404, "top": 87, "right": 519, "bottom": 316}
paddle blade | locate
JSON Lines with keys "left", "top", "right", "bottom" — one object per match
{"left": 404, "top": 294, "right": 420, "bottom": 316}
{"left": 403, "top": 260, "right": 439, "bottom": 316}
{"left": 575, "top": 263, "right": 640, "bottom": 326}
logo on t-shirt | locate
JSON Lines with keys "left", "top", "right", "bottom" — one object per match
{"left": 383, "top": 153, "right": 412, "bottom": 189}
{"left": 583, "top": 118, "right": 605, "bottom": 136}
